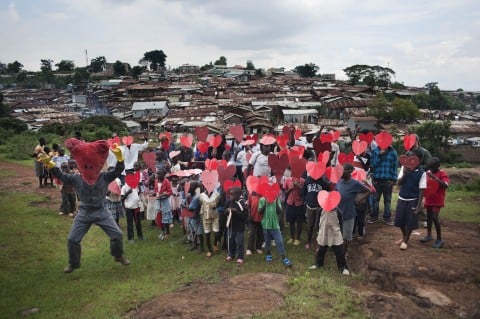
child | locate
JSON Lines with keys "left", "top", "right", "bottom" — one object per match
{"left": 58, "top": 162, "right": 77, "bottom": 217}
{"left": 309, "top": 207, "right": 350, "bottom": 275}
{"left": 394, "top": 149, "right": 427, "bottom": 250}
{"left": 421, "top": 157, "right": 449, "bottom": 248}
{"left": 283, "top": 176, "right": 305, "bottom": 246}
{"left": 106, "top": 166, "right": 124, "bottom": 225}
{"left": 258, "top": 187, "right": 293, "bottom": 267}
{"left": 225, "top": 187, "right": 248, "bottom": 265}
{"left": 121, "top": 171, "right": 144, "bottom": 242}
{"left": 246, "top": 190, "right": 264, "bottom": 256}
{"left": 199, "top": 187, "right": 220, "bottom": 257}
{"left": 169, "top": 174, "right": 182, "bottom": 224}
{"left": 143, "top": 172, "right": 157, "bottom": 226}
{"left": 156, "top": 168, "right": 173, "bottom": 239}
{"left": 42, "top": 146, "right": 54, "bottom": 187}
{"left": 187, "top": 181, "right": 205, "bottom": 253}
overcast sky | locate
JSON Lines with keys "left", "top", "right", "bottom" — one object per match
{"left": 1, "top": 0, "right": 479, "bottom": 90}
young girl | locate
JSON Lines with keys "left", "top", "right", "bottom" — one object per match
{"left": 144, "top": 174, "right": 157, "bottom": 226}
{"left": 199, "top": 187, "right": 220, "bottom": 257}
{"left": 283, "top": 176, "right": 305, "bottom": 246}
{"left": 246, "top": 190, "right": 264, "bottom": 256}
{"left": 169, "top": 174, "right": 182, "bottom": 224}
{"left": 156, "top": 168, "right": 173, "bottom": 240}
{"left": 225, "top": 187, "right": 248, "bottom": 265}
{"left": 106, "top": 166, "right": 124, "bottom": 225}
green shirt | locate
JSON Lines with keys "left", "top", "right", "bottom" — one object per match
{"left": 259, "top": 198, "right": 282, "bottom": 230}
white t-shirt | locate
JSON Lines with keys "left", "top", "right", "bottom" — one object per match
{"left": 249, "top": 152, "right": 271, "bottom": 177}
{"left": 121, "top": 141, "right": 148, "bottom": 170}
{"left": 121, "top": 184, "right": 141, "bottom": 209}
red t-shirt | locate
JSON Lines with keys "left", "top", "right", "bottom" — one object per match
{"left": 249, "top": 194, "right": 263, "bottom": 222}
{"left": 424, "top": 170, "right": 449, "bottom": 207}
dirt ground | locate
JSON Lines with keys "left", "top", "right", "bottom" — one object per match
{"left": 2, "top": 160, "right": 480, "bottom": 318}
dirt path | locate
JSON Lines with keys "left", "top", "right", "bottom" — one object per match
{"left": 1, "top": 159, "right": 480, "bottom": 318}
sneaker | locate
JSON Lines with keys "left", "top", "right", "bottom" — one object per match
{"left": 305, "top": 243, "right": 311, "bottom": 250}
{"left": 158, "top": 233, "right": 164, "bottom": 240}
{"left": 308, "top": 265, "right": 318, "bottom": 270}
{"left": 255, "top": 249, "right": 263, "bottom": 254}
{"left": 206, "top": 251, "right": 212, "bottom": 258}
{"left": 432, "top": 239, "right": 444, "bottom": 249}
{"left": 58, "top": 212, "right": 64, "bottom": 215}
{"left": 282, "top": 258, "right": 293, "bottom": 267}
{"left": 383, "top": 219, "right": 394, "bottom": 226}
{"left": 395, "top": 239, "right": 403, "bottom": 245}
{"left": 342, "top": 268, "right": 350, "bottom": 276}
{"left": 400, "top": 242, "right": 408, "bottom": 250}
{"left": 422, "top": 222, "right": 428, "bottom": 228}
{"left": 293, "top": 240, "right": 301, "bottom": 246}
{"left": 63, "top": 264, "right": 79, "bottom": 273}
{"left": 114, "top": 256, "right": 131, "bottom": 266}
{"left": 271, "top": 240, "right": 276, "bottom": 247}
{"left": 420, "top": 235, "right": 433, "bottom": 243}
{"left": 225, "top": 256, "right": 233, "bottom": 262}
{"left": 366, "top": 218, "right": 378, "bottom": 224}
{"left": 68, "top": 213, "right": 75, "bottom": 218}
{"left": 286, "top": 238, "right": 294, "bottom": 244}
{"left": 236, "top": 259, "right": 244, "bottom": 265}
{"left": 265, "top": 255, "right": 273, "bottom": 263}
{"left": 357, "top": 236, "right": 364, "bottom": 241}
{"left": 245, "top": 249, "right": 253, "bottom": 256}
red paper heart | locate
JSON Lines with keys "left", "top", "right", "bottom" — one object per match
{"left": 107, "top": 136, "right": 121, "bottom": 149}
{"left": 317, "top": 190, "right": 341, "bottom": 212}
{"left": 223, "top": 179, "right": 242, "bottom": 192}
{"left": 306, "top": 161, "right": 327, "bottom": 180}
{"left": 330, "top": 130, "right": 340, "bottom": 142}
{"left": 208, "top": 135, "right": 223, "bottom": 148}
{"left": 375, "top": 131, "right": 393, "bottom": 150}
{"left": 399, "top": 155, "right": 420, "bottom": 170}
{"left": 180, "top": 135, "right": 193, "bottom": 148}
{"left": 276, "top": 135, "right": 289, "bottom": 149}
{"left": 424, "top": 175, "right": 440, "bottom": 198}
{"left": 403, "top": 134, "right": 416, "bottom": 151}
{"left": 291, "top": 145, "right": 305, "bottom": 158}
{"left": 194, "top": 126, "right": 209, "bottom": 142}
{"left": 282, "top": 125, "right": 295, "bottom": 137}
{"left": 125, "top": 171, "right": 141, "bottom": 188}
{"left": 268, "top": 154, "right": 289, "bottom": 181}
{"left": 260, "top": 134, "right": 276, "bottom": 145}
{"left": 313, "top": 138, "right": 331, "bottom": 155}
{"left": 201, "top": 169, "right": 218, "bottom": 194}
{"left": 294, "top": 128, "right": 302, "bottom": 140}
{"left": 197, "top": 141, "right": 210, "bottom": 154}
{"left": 229, "top": 125, "right": 244, "bottom": 143}
{"left": 217, "top": 159, "right": 228, "bottom": 169}
{"left": 352, "top": 140, "right": 368, "bottom": 156}
{"left": 122, "top": 136, "right": 134, "bottom": 146}
{"left": 218, "top": 164, "right": 236, "bottom": 185}
{"left": 337, "top": 152, "right": 354, "bottom": 165}
{"left": 205, "top": 158, "right": 218, "bottom": 170}
{"left": 326, "top": 165, "right": 344, "bottom": 183}
{"left": 169, "top": 150, "right": 180, "bottom": 159}
{"left": 351, "top": 168, "right": 367, "bottom": 182}
{"left": 359, "top": 132, "right": 374, "bottom": 145}
{"left": 142, "top": 152, "right": 157, "bottom": 171}
{"left": 259, "top": 182, "right": 280, "bottom": 203}
{"left": 108, "top": 180, "right": 121, "bottom": 195}
{"left": 65, "top": 138, "right": 109, "bottom": 185}
{"left": 246, "top": 176, "right": 259, "bottom": 194}
{"left": 317, "top": 151, "right": 331, "bottom": 164}
{"left": 320, "top": 133, "right": 333, "bottom": 144}
{"left": 247, "top": 134, "right": 258, "bottom": 142}
{"left": 289, "top": 156, "right": 307, "bottom": 178}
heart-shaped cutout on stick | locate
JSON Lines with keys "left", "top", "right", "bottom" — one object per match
{"left": 197, "top": 141, "right": 210, "bottom": 154}
{"left": 317, "top": 151, "right": 331, "bottom": 164}
{"left": 260, "top": 134, "right": 276, "bottom": 145}
{"left": 205, "top": 158, "right": 218, "bottom": 170}
{"left": 337, "top": 152, "right": 354, "bottom": 165}
{"left": 122, "top": 136, "right": 134, "bottom": 146}
{"left": 352, "top": 140, "right": 368, "bottom": 156}
{"left": 330, "top": 130, "right": 340, "bottom": 142}
{"left": 399, "top": 155, "right": 420, "bottom": 171}
{"left": 375, "top": 131, "right": 393, "bottom": 150}
{"left": 194, "top": 126, "right": 209, "bottom": 142}
{"left": 359, "top": 132, "right": 374, "bottom": 145}
{"left": 282, "top": 125, "right": 295, "bottom": 137}
{"left": 403, "top": 134, "right": 416, "bottom": 151}
{"left": 218, "top": 164, "right": 236, "bottom": 186}
{"left": 201, "top": 169, "right": 218, "bottom": 194}
{"left": 125, "top": 171, "right": 141, "bottom": 188}
{"left": 306, "top": 161, "right": 327, "bottom": 180}
{"left": 317, "top": 190, "right": 341, "bottom": 212}
{"left": 208, "top": 135, "right": 223, "bottom": 148}
{"left": 294, "top": 128, "right": 302, "bottom": 140}
{"left": 142, "top": 151, "right": 157, "bottom": 171}
{"left": 313, "top": 138, "right": 331, "bottom": 155}
{"left": 320, "top": 133, "right": 333, "bottom": 144}
{"left": 326, "top": 165, "right": 344, "bottom": 183}
{"left": 107, "top": 136, "right": 121, "bottom": 150}
{"left": 351, "top": 168, "right": 367, "bottom": 182}
{"left": 180, "top": 135, "right": 193, "bottom": 148}
{"left": 108, "top": 180, "right": 121, "bottom": 195}
{"left": 276, "top": 135, "right": 289, "bottom": 149}
{"left": 268, "top": 154, "right": 289, "bottom": 181}
{"left": 289, "top": 156, "right": 307, "bottom": 178}
{"left": 169, "top": 150, "right": 180, "bottom": 159}
{"left": 229, "top": 125, "right": 244, "bottom": 143}
{"left": 259, "top": 182, "right": 280, "bottom": 203}
{"left": 223, "top": 179, "right": 242, "bottom": 193}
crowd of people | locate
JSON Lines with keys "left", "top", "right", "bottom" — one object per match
{"left": 34, "top": 126, "right": 449, "bottom": 274}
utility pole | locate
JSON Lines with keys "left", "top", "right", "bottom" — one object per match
{"left": 85, "top": 49, "right": 88, "bottom": 67}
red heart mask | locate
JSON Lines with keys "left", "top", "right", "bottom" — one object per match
{"left": 294, "top": 128, "right": 302, "bottom": 140}
{"left": 313, "top": 138, "right": 331, "bottom": 155}
{"left": 337, "top": 152, "right": 354, "bottom": 165}
{"left": 351, "top": 168, "right": 367, "bottom": 182}
{"left": 282, "top": 125, "right": 295, "bottom": 137}
{"left": 107, "top": 136, "right": 121, "bottom": 150}
{"left": 246, "top": 176, "right": 258, "bottom": 194}
{"left": 65, "top": 138, "right": 109, "bottom": 185}
{"left": 352, "top": 140, "right": 368, "bottom": 156}
{"left": 317, "top": 151, "right": 331, "bottom": 164}
{"left": 268, "top": 154, "right": 289, "bottom": 181}
{"left": 276, "top": 135, "right": 289, "bottom": 149}
{"left": 399, "top": 155, "right": 420, "bottom": 171}
{"left": 217, "top": 159, "right": 228, "bottom": 169}
{"left": 330, "top": 130, "right": 340, "bottom": 142}
{"left": 229, "top": 125, "right": 244, "bottom": 143}
{"left": 424, "top": 175, "right": 440, "bottom": 198}
{"left": 260, "top": 134, "right": 276, "bottom": 145}
{"left": 207, "top": 135, "right": 223, "bottom": 148}
{"left": 194, "top": 126, "right": 209, "bottom": 142}
{"left": 259, "top": 182, "right": 280, "bottom": 203}
{"left": 223, "top": 179, "right": 242, "bottom": 193}
{"left": 108, "top": 180, "right": 121, "bottom": 195}
{"left": 326, "top": 165, "right": 344, "bottom": 183}
{"left": 122, "top": 136, "right": 134, "bottom": 146}
{"left": 291, "top": 145, "right": 305, "bottom": 158}
{"left": 205, "top": 158, "right": 218, "bottom": 170}
{"left": 320, "top": 133, "right": 333, "bottom": 144}
{"left": 125, "top": 171, "right": 141, "bottom": 188}
{"left": 375, "top": 131, "right": 393, "bottom": 150}
{"left": 142, "top": 152, "right": 157, "bottom": 171}
{"left": 201, "top": 169, "right": 218, "bottom": 194}
{"left": 317, "top": 190, "right": 341, "bottom": 211}
{"left": 359, "top": 132, "right": 374, "bottom": 145}
{"left": 180, "top": 135, "right": 193, "bottom": 148}
{"left": 218, "top": 164, "right": 236, "bottom": 185}
{"left": 197, "top": 141, "right": 210, "bottom": 154}
{"left": 289, "top": 156, "right": 307, "bottom": 178}
{"left": 403, "top": 134, "right": 416, "bottom": 151}
{"left": 306, "top": 161, "right": 326, "bottom": 180}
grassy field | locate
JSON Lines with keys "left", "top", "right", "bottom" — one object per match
{"left": 0, "top": 161, "right": 478, "bottom": 318}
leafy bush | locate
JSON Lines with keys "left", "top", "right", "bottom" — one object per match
{"left": 3, "top": 131, "right": 63, "bottom": 160}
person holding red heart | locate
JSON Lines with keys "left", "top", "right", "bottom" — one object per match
{"left": 121, "top": 167, "right": 145, "bottom": 243}
{"left": 394, "top": 149, "right": 427, "bottom": 250}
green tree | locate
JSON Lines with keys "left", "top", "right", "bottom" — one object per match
{"left": 390, "top": 98, "right": 420, "bottom": 123}
{"left": 390, "top": 81, "right": 405, "bottom": 89}
{"left": 366, "top": 92, "right": 389, "bottom": 121}
{"left": 214, "top": 56, "right": 227, "bottom": 66}
{"left": 7, "top": 61, "right": 23, "bottom": 73}
{"left": 130, "top": 65, "right": 146, "bottom": 79}
{"left": 89, "top": 56, "right": 107, "bottom": 73}
{"left": 411, "top": 93, "right": 431, "bottom": 109}
{"left": 139, "top": 50, "right": 167, "bottom": 71}
{"left": 414, "top": 121, "right": 451, "bottom": 160}
{"left": 343, "top": 64, "right": 395, "bottom": 88}
{"left": 255, "top": 68, "right": 265, "bottom": 77}
{"left": 246, "top": 60, "right": 255, "bottom": 70}
{"left": 73, "top": 67, "right": 90, "bottom": 84}
{"left": 55, "top": 60, "right": 75, "bottom": 72}
{"left": 0, "top": 93, "right": 11, "bottom": 117}
{"left": 294, "top": 63, "right": 319, "bottom": 77}
{"left": 200, "top": 62, "right": 214, "bottom": 71}
{"left": 40, "top": 59, "right": 53, "bottom": 72}
{"left": 113, "top": 60, "right": 126, "bottom": 76}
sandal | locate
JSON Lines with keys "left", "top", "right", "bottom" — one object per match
{"left": 265, "top": 255, "right": 273, "bottom": 263}
{"left": 282, "top": 258, "right": 293, "bottom": 267}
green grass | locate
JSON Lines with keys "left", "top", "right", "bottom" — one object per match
{"left": 442, "top": 189, "right": 480, "bottom": 223}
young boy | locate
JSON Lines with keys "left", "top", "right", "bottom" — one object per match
{"left": 394, "top": 149, "right": 427, "bottom": 250}
{"left": 421, "top": 157, "right": 449, "bottom": 248}
{"left": 225, "top": 187, "right": 248, "bottom": 265}
{"left": 258, "top": 187, "right": 293, "bottom": 267}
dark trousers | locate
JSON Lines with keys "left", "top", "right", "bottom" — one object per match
{"left": 227, "top": 230, "right": 244, "bottom": 260}
{"left": 125, "top": 208, "right": 143, "bottom": 240}
{"left": 354, "top": 204, "right": 367, "bottom": 237}
{"left": 60, "top": 191, "right": 76, "bottom": 214}
{"left": 247, "top": 221, "right": 264, "bottom": 251}
{"left": 306, "top": 206, "right": 321, "bottom": 244}
{"left": 371, "top": 180, "right": 393, "bottom": 220}
{"left": 315, "top": 245, "right": 347, "bottom": 271}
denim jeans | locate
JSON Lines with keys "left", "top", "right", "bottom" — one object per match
{"left": 227, "top": 230, "right": 244, "bottom": 260}
{"left": 371, "top": 180, "right": 393, "bottom": 220}
{"left": 263, "top": 229, "right": 286, "bottom": 256}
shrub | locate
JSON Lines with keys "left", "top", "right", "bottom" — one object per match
{"left": 3, "top": 132, "right": 63, "bottom": 160}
